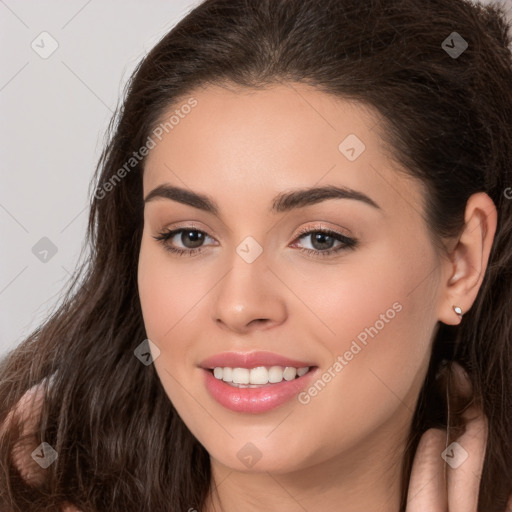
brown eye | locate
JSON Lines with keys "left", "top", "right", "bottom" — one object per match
{"left": 292, "top": 227, "right": 358, "bottom": 258}
{"left": 306, "top": 232, "right": 337, "bottom": 251}
{"left": 153, "top": 228, "right": 215, "bottom": 256}
{"left": 179, "top": 230, "right": 205, "bottom": 249}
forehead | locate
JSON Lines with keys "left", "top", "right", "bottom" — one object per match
{"left": 142, "top": 83, "right": 426, "bottom": 219}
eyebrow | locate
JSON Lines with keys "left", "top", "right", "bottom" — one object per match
{"left": 143, "top": 183, "right": 381, "bottom": 215}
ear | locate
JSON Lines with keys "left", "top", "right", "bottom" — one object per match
{"left": 438, "top": 192, "right": 497, "bottom": 326}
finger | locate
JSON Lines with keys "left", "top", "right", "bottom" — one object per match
{"left": 7, "top": 384, "right": 48, "bottom": 487}
{"left": 447, "top": 363, "right": 488, "bottom": 512}
{"left": 446, "top": 404, "right": 487, "bottom": 512}
{"left": 406, "top": 427, "right": 447, "bottom": 511}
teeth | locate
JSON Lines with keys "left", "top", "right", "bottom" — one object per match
{"left": 269, "top": 365, "right": 283, "bottom": 383}
{"left": 297, "top": 367, "right": 309, "bottom": 377}
{"left": 222, "top": 367, "right": 233, "bottom": 382}
{"left": 232, "top": 368, "right": 249, "bottom": 384}
{"left": 212, "top": 366, "right": 310, "bottom": 385}
{"left": 283, "top": 367, "right": 296, "bottom": 381}
{"left": 250, "top": 366, "right": 269, "bottom": 385}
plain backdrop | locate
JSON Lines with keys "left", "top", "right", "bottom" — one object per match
{"left": 1, "top": 0, "right": 511, "bottom": 358}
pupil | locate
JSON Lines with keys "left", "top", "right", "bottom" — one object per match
{"left": 312, "top": 232, "right": 334, "bottom": 250}
{"left": 182, "top": 230, "right": 204, "bottom": 248}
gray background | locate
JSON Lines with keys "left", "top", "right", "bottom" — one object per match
{"left": 1, "top": 0, "right": 511, "bottom": 357}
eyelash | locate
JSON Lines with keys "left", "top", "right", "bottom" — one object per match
{"left": 152, "top": 225, "right": 358, "bottom": 258}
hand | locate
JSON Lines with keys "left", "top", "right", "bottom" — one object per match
{"left": 405, "top": 362, "right": 494, "bottom": 511}
{"left": 1, "top": 384, "right": 83, "bottom": 512}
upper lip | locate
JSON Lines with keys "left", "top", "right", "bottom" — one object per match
{"left": 199, "top": 351, "right": 316, "bottom": 369}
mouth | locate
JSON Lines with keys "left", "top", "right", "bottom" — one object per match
{"left": 198, "top": 351, "right": 319, "bottom": 413}
{"left": 207, "top": 365, "right": 314, "bottom": 388}
{"left": 201, "top": 364, "right": 319, "bottom": 413}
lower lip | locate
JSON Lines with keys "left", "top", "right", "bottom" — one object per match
{"left": 202, "top": 368, "right": 318, "bottom": 413}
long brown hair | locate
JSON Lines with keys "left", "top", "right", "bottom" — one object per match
{"left": 1, "top": 0, "right": 512, "bottom": 510}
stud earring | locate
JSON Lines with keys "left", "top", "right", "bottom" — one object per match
{"left": 453, "top": 305, "right": 463, "bottom": 319}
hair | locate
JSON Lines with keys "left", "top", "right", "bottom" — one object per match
{"left": 1, "top": 0, "right": 512, "bottom": 510}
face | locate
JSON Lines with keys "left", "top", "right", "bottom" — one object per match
{"left": 137, "top": 83, "right": 444, "bottom": 476}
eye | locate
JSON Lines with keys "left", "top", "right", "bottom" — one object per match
{"left": 152, "top": 228, "right": 215, "bottom": 257}
{"left": 152, "top": 226, "right": 358, "bottom": 258}
{"left": 291, "top": 227, "right": 358, "bottom": 257}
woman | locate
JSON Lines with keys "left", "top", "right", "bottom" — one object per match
{"left": 1, "top": 0, "right": 512, "bottom": 510}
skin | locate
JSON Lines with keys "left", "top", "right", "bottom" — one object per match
{"left": 137, "top": 82, "right": 498, "bottom": 511}
{"left": 0, "top": 82, "right": 500, "bottom": 511}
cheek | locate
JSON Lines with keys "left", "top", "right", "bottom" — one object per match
{"left": 288, "top": 238, "right": 439, "bottom": 446}
{"left": 137, "top": 233, "right": 215, "bottom": 385}
{"left": 137, "top": 237, "right": 207, "bottom": 424}
{"left": 138, "top": 234, "right": 202, "bottom": 342}
{"left": 281, "top": 239, "right": 436, "bottom": 359}
{"left": 137, "top": 242, "right": 172, "bottom": 341}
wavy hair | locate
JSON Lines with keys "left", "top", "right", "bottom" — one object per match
{"left": 1, "top": 0, "right": 512, "bottom": 510}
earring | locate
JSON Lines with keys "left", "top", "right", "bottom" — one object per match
{"left": 453, "top": 305, "right": 463, "bottom": 319}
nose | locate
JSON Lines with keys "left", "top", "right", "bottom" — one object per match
{"left": 211, "top": 249, "right": 288, "bottom": 335}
